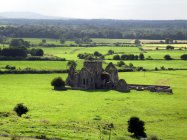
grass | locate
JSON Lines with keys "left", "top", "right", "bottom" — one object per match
{"left": 42, "top": 46, "right": 140, "bottom": 60}
{"left": 143, "top": 44, "right": 187, "bottom": 50}
{"left": 91, "top": 38, "right": 133, "bottom": 44}
{"left": 144, "top": 50, "right": 187, "bottom": 59}
{"left": 107, "top": 60, "right": 187, "bottom": 69}
{"left": 1, "top": 59, "right": 186, "bottom": 71}
{"left": 0, "top": 71, "right": 186, "bottom": 139}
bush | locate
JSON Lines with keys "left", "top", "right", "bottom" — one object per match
{"left": 117, "top": 60, "right": 125, "bottom": 67}
{"left": 164, "top": 54, "right": 172, "bottom": 60}
{"left": 108, "top": 50, "right": 114, "bottom": 55}
{"left": 128, "top": 117, "right": 147, "bottom": 138}
{"left": 181, "top": 54, "right": 187, "bottom": 60}
{"left": 13, "top": 103, "right": 29, "bottom": 117}
{"left": 139, "top": 53, "right": 145, "bottom": 60}
{"left": 51, "top": 77, "right": 65, "bottom": 90}
{"left": 5, "top": 65, "right": 16, "bottom": 70}
{"left": 113, "top": 54, "right": 121, "bottom": 60}
{"left": 30, "top": 48, "right": 44, "bottom": 56}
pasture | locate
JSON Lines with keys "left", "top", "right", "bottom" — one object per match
{"left": 42, "top": 46, "right": 140, "bottom": 60}
{"left": 0, "top": 71, "right": 186, "bottom": 139}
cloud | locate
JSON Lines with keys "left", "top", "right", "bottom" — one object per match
{"left": 0, "top": 0, "right": 186, "bottom": 19}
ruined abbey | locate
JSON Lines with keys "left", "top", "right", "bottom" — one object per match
{"left": 66, "top": 60, "right": 130, "bottom": 92}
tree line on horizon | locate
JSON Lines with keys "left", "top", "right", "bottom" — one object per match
{"left": 0, "top": 19, "right": 187, "bottom": 40}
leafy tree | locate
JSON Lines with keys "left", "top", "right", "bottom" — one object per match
{"left": 128, "top": 117, "right": 147, "bottom": 138}
{"left": 166, "top": 45, "right": 174, "bottom": 50}
{"left": 181, "top": 54, "right": 187, "bottom": 60}
{"left": 13, "top": 103, "right": 29, "bottom": 117}
{"left": 139, "top": 53, "right": 145, "bottom": 60}
{"left": 164, "top": 54, "right": 172, "bottom": 60}
{"left": 1, "top": 47, "right": 27, "bottom": 57}
{"left": 113, "top": 55, "right": 121, "bottom": 60}
{"left": 135, "top": 39, "right": 141, "bottom": 46}
{"left": 30, "top": 48, "right": 44, "bottom": 56}
{"left": 129, "top": 63, "right": 134, "bottom": 68}
{"left": 108, "top": 50, "right": 114, "bottom": 55}
{"left": 51, "top": 77, "right": 65, "bottom": 89}
{"left": 94, "top": 51, "right": 102, "bottom": 57}
{"left": 67, "top": 60, "right": 77, "bottom": 68}
{"left": 117, "top": 60, "right": 125, "bottom": 67}
{"left": 10, "top": 39, "right": 30, "bottom": 48}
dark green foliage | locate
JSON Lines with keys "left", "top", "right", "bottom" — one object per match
{"left": 113, "top": 55, "right": 121, "bottom": 60}
{"left": 166, "top": 45, "right": 174, "bottom": 50}
{"left": 139, "top": 53, "right": 145, "bottom": 60}
{"left": 51, "top": 77, "right": 65, "bottom": 88}
{"left": 1, "top": 47, "right": 27, "bottom": 57}
{"left": 36, "top": 134, "right": 47, "bottom": 139}
{"left": 94, "top": 51, "right": 102, "bottom": 57}
{"left": 5, "top": 65, "right": 16, "bottom": 70}
{"left": 30, "top": 48, "right": 44, "bottom": 56}
{"left": 10, "top": 39, "right": 30, "bottom": 48}
{"left": 108, "top": 50, "right": 114, "bottom": 55}
{"left": 13, "top": 103, "right": 29, "bottom": 117}
{"left": 117, "top": 60, "right": 125, "bottom": 67}
{"left": 128, "top": 117, "right": 147, "bottom": 138}
{"left": 181, "top": 54, "right": 187, "bottom": 60}
{"left": 0, "top": 20, "right": 187, "bottom": 40}
{"left": 67, "top": 60, "right": 77, "bottom": 68}
{"left": 121, "top": 54, "right": 138, "bottom": 60}
{"left": 164, "top": 54, "right": 172, "bottom": 60}
{"left": 135, "top": 39, "right": 141, "bottom": 46}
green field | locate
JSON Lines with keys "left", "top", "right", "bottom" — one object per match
{"left": 0, "top": 71, "right": 186, "bottom": 139}
{"left": 107, "top": 60, "right": 187, "bottom": 69}
{"left": 144, "top": 50, "right": 187, "bottom": 59}
{"left": 1, "top": 59, "right": 186, "bottom": 71}
{"left": 42, "top": 46, "right": 140, "bottom": 60}
{"left": 91, "top": 38, "right": 133, "bottom": 44}
{"left": 143, "top": 44, "right": 187, "bottom": 50}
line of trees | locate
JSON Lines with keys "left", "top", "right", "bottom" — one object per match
{"left": 113, "top": 53, "right": 145, "bottom": 60}
{"left": 0, "top": 19, "right": 187, "bottom": 40}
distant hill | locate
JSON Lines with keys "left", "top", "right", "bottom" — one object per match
{"left": 0, "top": 11, "right": 67, "bottom": 19}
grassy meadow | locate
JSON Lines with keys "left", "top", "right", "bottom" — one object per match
{"left": 0, "top": 71, "right": 186, "bottom": 139}
{"left": 0, "top": 38, "right": 187, "bottom": 139}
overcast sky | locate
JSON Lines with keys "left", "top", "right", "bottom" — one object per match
{"left": 0, "top": 0, "right": 187, "bottom": 19}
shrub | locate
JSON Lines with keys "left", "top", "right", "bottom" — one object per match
{"left": 51, "top": 77, "right": 65, "bottom": 90}
{"left": 36, "top": 135, "right": 47, "bottom": 139}
{"left": 161, "top": 66, "right": 166, "bottom": 70}
{"left": 117, "top": 60, "right": 125, "bottom": 67}
{"left": 5, "top": 65, "right": 16, "bottom": 70}
{"left": 113, "top": 54, "right": 121, "bottom": 60}
{"left": 108, "top": 50, "right": 114, "bottom": 55}
{"left": 181, "top": 54, "right": 187, "bottom": 60}
{"left": 94, "top": 51, "right": 102, "bottom": 57}
{"left": 139, "top": 53, "right": 145, "bottom": 60}
{"left": 164, "top": 54, "right": 172, "bottom": 60}
{"left": 13, "top": 103, "right": 29, "bottom": 117}
{"left": 30, "top": 48, "right": 44, "bottom": 56}
{"left": 166, "top": 45, "right": 174, "bottom": 50}
{"left": 155, "top": 67, "right": 159, "bottom": 71}
{"left": 128, "top": 117, "right": 147, "bottom": 138}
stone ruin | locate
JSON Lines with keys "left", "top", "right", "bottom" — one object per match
{"left": 66, "top": 60, "right": 130, "bottom": 92}
{"left": 66, "top": 60, "right": 173, "bottom": 94}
